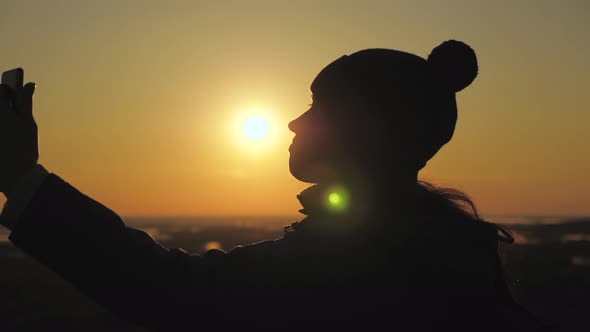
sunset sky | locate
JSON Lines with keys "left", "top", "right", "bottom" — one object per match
{"left": 1, "top": 0, "right": 588, "bottom": 217}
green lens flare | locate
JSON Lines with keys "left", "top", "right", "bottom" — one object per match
{"left": 328, "top": 193, "right": 341, "bottom": 205}
{"left": 325, "top": 186, "right": 349, "bottom": 213}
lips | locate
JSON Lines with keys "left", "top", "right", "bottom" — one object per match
{"left": 289, "top": 137, "right": 297, "bottom": 152}
{"left": 289, "top": 142, "right": 298, "bottom": 152}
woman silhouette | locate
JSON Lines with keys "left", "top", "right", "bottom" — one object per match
{"left": 0, "top": 40, "right": 546, "bottom": 331}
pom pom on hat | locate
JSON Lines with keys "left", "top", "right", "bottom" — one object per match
{"left": 427, "top": 40, "right": 478, "bottom": 93}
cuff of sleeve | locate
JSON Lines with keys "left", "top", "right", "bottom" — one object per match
{"left": 0, "top": 164, "right": 49, "bottom": 230}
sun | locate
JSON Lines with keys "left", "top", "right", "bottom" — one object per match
{"left": 231, "top": 106, "right": 279, "bottom": 153}
{"left": 243, "top": 116, "right": 269, "bottom": 140}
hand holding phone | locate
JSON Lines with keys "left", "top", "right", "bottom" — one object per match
{"left": 0, "top": 67, "right": 39, "bottom": 194}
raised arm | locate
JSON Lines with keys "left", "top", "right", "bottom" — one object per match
{"left": 1, "top": 167, "right": 293, "bottom": 330}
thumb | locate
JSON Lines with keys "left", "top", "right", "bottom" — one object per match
{"left": 21, "top": 82, "right": 36, "bottom": 118}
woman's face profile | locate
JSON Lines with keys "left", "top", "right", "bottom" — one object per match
{"left": 288, "top": 83, "right": 367, "bottom": 184}
{"left": 288, "top": 91, "right": 340, "bottom": 184}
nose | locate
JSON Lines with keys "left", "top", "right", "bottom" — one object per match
{"left": 288, "top": 110, "right": 310, "bottom": 133}
{"left": 288, "top": 118, "right": 297, "bottom": 133}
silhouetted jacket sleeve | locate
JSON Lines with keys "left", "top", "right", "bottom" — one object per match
{"left": 6, "top": 173, "right": 278, "bottom": 331}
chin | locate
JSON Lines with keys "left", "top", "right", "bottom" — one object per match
{"left": 289, "top": 157, "right": 314, "bottom": 183}
{"left": 289, "top": 154, "right": 333, "bottom": 184}
{"left": 289, "top": 166, "right": 317, "bottom": 183}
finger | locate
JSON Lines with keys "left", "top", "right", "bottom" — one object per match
{"left": 21, "top": 82, "right": 36, "bottom": 118}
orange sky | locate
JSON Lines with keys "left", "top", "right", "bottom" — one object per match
{"left": 1, "top": 1, "right": 588, "bottom": 217}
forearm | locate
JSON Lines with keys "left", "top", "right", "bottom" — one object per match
{"left": 5, "top": 173, "right": 219, "bottom": 330}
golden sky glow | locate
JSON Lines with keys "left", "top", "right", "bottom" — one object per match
{"left": 1, "top": 1, "right": 588, "bottom": 217}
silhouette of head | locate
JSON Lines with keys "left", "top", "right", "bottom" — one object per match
{"left": 288, "top": 40, "right": 478, "bottom": 185}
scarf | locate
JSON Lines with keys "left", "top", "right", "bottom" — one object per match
{"left": 284, "top": 184, "right": 377, "bottom": 237}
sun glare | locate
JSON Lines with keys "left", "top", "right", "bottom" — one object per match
{"left": 243, "top": 116, "right": 269, "bottom": 140}
{"left": 231, "top": 105, "right": 282, "bottom": 154}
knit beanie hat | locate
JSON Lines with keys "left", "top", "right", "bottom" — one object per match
{"left": 310, "top": 40, "right": 478, "bottom": 170}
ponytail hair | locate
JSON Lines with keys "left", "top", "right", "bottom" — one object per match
{"left": 416, "top": 180, "right": 514, "bottom": 244}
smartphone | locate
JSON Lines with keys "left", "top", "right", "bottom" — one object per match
{"left": 2, "top": 68, "right": 24, "bottom": 91}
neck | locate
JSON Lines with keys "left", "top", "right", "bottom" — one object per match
{"left": 317, "top": 170, "right": 419, "bottom": 218}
